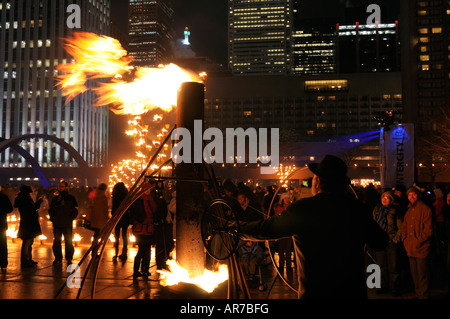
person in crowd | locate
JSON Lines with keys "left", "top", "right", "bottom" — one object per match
{"left": 86, "top": 183, "right": 110, "bottom": 252}
{"left": 263, "top": 185, "right": 279, "bottom": 216}
{"left": 433, "top": 188, "right": 446, "bottom": 258}
{"left": 391, "top": 184, "right": 412, "bottom": 293}
{"left": 372, "top": 191, "right": 402, "bottom": 296}
{"left": 401, "top": 187, "right": 433, "bottom": 299}
{"left": 130, "top": 183, "right": 157, "bottom": 278}
{"left": 151, "top": 187, "right": 172, "bottom": 270}
{"left": 274, "top": 192, "right": 294, "bottom": 272}
{"left": 362, "top": 183, "right": 381, "bottom": 213}
{"left": 0, "top": 185, "right": 14, "bottom": 270}
{"left": 236, "top": 190, "right": 265, "bottom": 281}
{"left": 111, "top": 182, "right": 130, "bottom": 262}
{"left": 167, "top": 190, "right": 176, "bottom": 244}
{"left": 48, "top": 181, "right": 78, "bottom": 265}
{"left": 392, "top": 184, "right": 408, "bottom": 218}
{"left": 441, "top": 191, "right": 450, "bottom": 298}
{"left": 14, "top": 185, "right": 44, "bottom": 268}
{"left": 239, "top": 155, "right": 388, "bottom": 299}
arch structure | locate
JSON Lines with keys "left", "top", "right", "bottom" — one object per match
{"left": 0, "top": 134, "right": 89, "bottom": 187}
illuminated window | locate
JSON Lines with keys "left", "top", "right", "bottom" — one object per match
{"left": 419, "top": 37, "right": 429, "bottom": 43}
{"left": 417, "top": 10, "right": 427, "bottom": 16}
{"left": 420, "top": 46, "right": 428, "bottom": 52}
{"left": 421, "top": 64, "right": 430, "bottom": 71}
{"left": 432, "top": 27, "right": 442, "bottom": 34}
{"left": 420, "top": 55, "right": 430, "bottom": 61}
{"left": 419, "top": 28, "right": 428, "bottom": 34}
{"left": 305, "top": 80, "right": 348, "bottom": 92}
{"left": 243, "top": 111, "right": 252, "bottom": 117}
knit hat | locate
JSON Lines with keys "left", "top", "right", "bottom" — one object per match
{"left": 406, "top": 187, "right": 420, "bottom": 196}
{"left": 381, "top": 191, "right": 394, "bottom": 202}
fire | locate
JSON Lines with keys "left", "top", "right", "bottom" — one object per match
{"left": 56, "top": 32, "right": 200, "bottom": 116}
{"left": 158, "top": 259, "right": 228, "bottom": 293}
{"left": 94, "top": 64, "right": 199, "bottom": 115}
{"left": 6, "top": 226, "right": 17, "bottom": 239}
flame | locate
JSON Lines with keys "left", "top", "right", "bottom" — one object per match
{"left": 56, "top": 32, "right": 200, "bottom": 116}
{"left": 6, "top": 226, "right": 17, "bottom": 238}
{"left": 158, "top": 260, "right": 228, "bottom": 293}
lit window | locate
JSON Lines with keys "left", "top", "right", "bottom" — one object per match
{"left": 432, "top": 27, "right": 442, "bottom": 34}
{"left": 421, "top": 64, "right": 430, "bottom": 71}
{"left": 420, "top": 55, "right": 430, "bottom": 61}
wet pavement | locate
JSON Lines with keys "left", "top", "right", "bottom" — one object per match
{"left": 1, "top": 214, "right": 449, "bottom": 301}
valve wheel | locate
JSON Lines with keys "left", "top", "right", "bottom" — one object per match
{"left": 201, "top": 199, "right": 240, "bottom": 260}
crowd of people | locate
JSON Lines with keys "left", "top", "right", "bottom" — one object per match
{"left": 1, "top": 162, "right": 450, "bottom": 299}
{"left": 0, "top": 181, "right": 175, "bottom": 279}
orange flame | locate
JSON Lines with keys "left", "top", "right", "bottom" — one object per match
{"left": 56, "top": 32, "right": 200, "bottom": 115}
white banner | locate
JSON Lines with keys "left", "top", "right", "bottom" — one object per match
{"left": 380, "top": 124, "right": 415, "bottom": 189}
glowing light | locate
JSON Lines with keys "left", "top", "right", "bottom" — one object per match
{"left": 158, "top": 260, "right": 228, "bottom": 293}
{"left": 56, "top": 32, "right": 199, "bottom": 116}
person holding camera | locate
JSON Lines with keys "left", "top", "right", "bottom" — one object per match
{"left": 49, "top": 181, "right": 78, "bottom": 265}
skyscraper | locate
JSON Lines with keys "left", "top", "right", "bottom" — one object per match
{"left": 228, "top": 0, "right": 292, "bottom": 75}
{"left": 336, "top": 22, "right": 400, "bottom": 73}
{"left": 0, "top": 0, "right": 110, "bottom": 181}
{"left": 401, "top": 0, "right": 449, "bottom": 128}
{"left": 291, "top": 25, "right": 335, "bottom": 75}
{"left": 128, "top": 0, "right": 174, "bottom": 67}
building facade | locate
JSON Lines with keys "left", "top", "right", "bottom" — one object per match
{"left": 128, "top": 0, "right": 174, "bottom": 67}
{"left": 402, "top": 0, "right": 449, "bottom": 128}
{"left": 336, "top": 22, "right": 400, "bottom": 73}
{"left": 228, "top": 0, "right": 292, "bottom": 75}
{"left": 0, "top": 0, "right": 110, "bottom": 184}
{"left": 291, "top": 25, "right": 335, "bottom": 75}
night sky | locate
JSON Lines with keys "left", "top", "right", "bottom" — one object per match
{"left": 110, "top": 0, "right": 400, "bottom": 66}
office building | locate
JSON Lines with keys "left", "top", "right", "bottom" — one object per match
{"left": 0, "top": 0, "right": 110, "bottom": 184}
{"left": 228, "top": 0, "right": 292, "bottom": 75}
{"left": 128, "top": 0, "right": 174, "bottom": 67}
{"left": 336, "top": 22, "right": 400, "bottom": 73}
{"left": 292, "top": 25, "right": 335, "bottom": 75}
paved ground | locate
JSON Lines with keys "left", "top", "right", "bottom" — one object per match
{"left": 1, "top": 216, "right": 448, "bottom": 300}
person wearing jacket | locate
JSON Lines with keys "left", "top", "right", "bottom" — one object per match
{"left": 130, "top": 183, "right": 157, "bottom": 278}
{"left": 111, "top": 182, "right": 130, "bottom": 261}
{"left": 14, "top": 185, "right": 43, "bottom": 268}
{"left": 401, "top": 187, "right": 433, "bottom": 299}
{"left": 240, "top": 155, "right": 389, "bottom": 299}
{"left": 372, "top": 191, "right": 402, "bottom": 296}
{"left": 0, "top": 185, "right": 14, "bottom": 270}
{"left": 86, "top": 183, "right": 110, "bottom": 244}
{"left": 48, "top": 181, "right": 78, "bottom": 265}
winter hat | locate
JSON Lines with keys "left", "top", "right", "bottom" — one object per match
{"left": 406, "top": 187, "right": 420, "bottom": 196}
{"left": 381, "top": 191, "right": 394, "bottom": 202}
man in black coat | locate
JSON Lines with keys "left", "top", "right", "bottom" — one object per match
{"left": 240, "top": 155, "right": 389, "bottom": 299}
{"left": 49, "top": 181, "right": 78, "bottom": 265}
{"left": 0, "top": 185, "right": 13, "bottom": 270}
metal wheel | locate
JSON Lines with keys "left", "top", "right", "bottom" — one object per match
{"left": 201, "top": 199, "right": 240, "bottom": 260}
